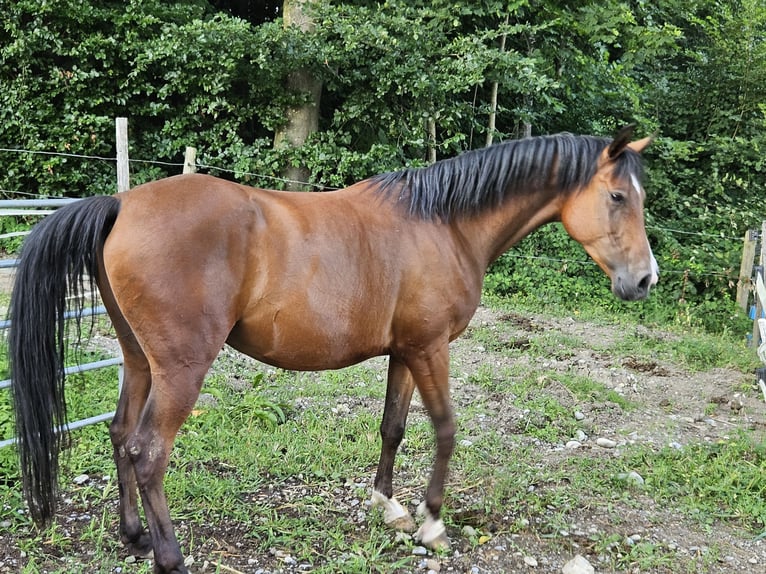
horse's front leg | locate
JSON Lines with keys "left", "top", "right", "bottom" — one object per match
{"left": 405, "top": 343, "right": 454, "bottom": 551}
{"left": 371, "top": 357, "right": 417, "bottom": 532}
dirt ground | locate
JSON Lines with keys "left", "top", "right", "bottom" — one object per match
{"left": 433, "top": 307, "right": 766, "bottom": 574}
{"left": 186, "top": 307, "right": 766, "bottom": 574}
{"left": 1, "top": 305, "right": 764, "bottom": 573}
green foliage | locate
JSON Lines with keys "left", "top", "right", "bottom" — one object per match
{"left": 485, "top": 223, "right": 610, "bottom": 303}
{"left": 0, "top": 0, "right": 291, "bottom": 194}
{"left": 200, "top": 371, "right": 288, "bottom": 431}
{"left": 0, "top": 216, "right": 32, "bottom": 255}
{"left": 315, "top": 0, "right": 552, "bottom": 155}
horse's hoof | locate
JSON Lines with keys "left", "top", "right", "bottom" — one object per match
{"left": 371, "top": 490, "right": 416, "bottom": 532}
{"left": 152, "top": 556, "right": 190, "bottom": 574}
{"left": 422, "top": 530, "right": 450, "bottom": 551}
{"left": 414, "top": 513, "right": 449, "bottom": 551}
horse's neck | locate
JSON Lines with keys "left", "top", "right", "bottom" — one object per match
{"left": 456, "top": 187, "right": 566, "bottom": 267}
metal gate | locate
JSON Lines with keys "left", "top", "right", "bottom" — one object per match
{"left": 0, "top": 199, "right": 123, "bottom": 449}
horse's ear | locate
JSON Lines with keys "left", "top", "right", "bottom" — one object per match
{"left": 599, "top": 124, "right": 653, "bottom": 167}
{"left": 626, "top": 135, "right": 654, "bottom": 154}
{"left": 607, "top": 124, "right": 636, "bottom": 159}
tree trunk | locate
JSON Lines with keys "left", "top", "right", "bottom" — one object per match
{"left": 273, "top": 0, "right": 322, "bottom": 190}
{"left": 427, "top": 116, "right": 437, "bottom": 163}
{"left": 486, "top": 14, "right": 509, "bottom": 147}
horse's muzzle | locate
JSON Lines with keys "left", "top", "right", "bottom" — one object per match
{"left": 613, "top": 269, "right": 656, "bottom": 301}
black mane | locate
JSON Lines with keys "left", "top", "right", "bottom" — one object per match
{"left": 371, "top": 133, "right": 644, "bottom": 220}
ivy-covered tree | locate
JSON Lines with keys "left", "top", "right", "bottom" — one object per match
{"left": 272, "top": 0, "right": 322, "bottom": 190}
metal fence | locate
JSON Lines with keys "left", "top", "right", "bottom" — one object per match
{"left": 0, "top": 199, "right": 123, "bottom": 449}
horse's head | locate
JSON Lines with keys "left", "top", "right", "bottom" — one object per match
{"left": 561, "top": 126, "right": 659, "bottom": 301}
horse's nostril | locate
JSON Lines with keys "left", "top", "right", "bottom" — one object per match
{"left": 638, "top": 274, "right": 651, "bottom": 290}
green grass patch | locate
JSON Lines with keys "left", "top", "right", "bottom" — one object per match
{"left": 527, "top": 331, "right": 583, "bottom": 360}
{"left": 626, "top": 435, "right": 766, "bottom": 536}
{"left": 555, "top": 370, "right": 635, "bottom": 411}
{"left": 467, "top": 363, "right": 632, "bottom": 443}
{"left": 484, "top": 292, "right": 759, "bottom": 373}
{"left": 600, "top": 329, "right": 758, "bottom": 373}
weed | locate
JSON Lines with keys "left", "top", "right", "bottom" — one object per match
{"left": 556, "top": 370, "right": 635, "bottom": 411}
{"left": 467, "top": 363, "right": 501, "bottom": 390}
{"left": 593, "top": 533, "right": 677, "bottom": 571}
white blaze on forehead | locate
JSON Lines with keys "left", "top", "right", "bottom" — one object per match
{"left": 630, "top": 173, "right": 643, "bottom": 198}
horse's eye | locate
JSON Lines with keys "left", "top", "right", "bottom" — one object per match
{"left": 610, "top": 192, "right": 625, "bottom": 204}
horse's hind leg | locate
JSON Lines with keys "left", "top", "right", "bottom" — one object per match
{"left": 371, "top": 357, "right": 417, "bottom": 532}
{"left": 101, "top": 277, "right": 229, "bottom": 573}
{"left": 126, "top": 325, "right": 229, "bottom": 574}
{"left": 100, "top": 280, "right": 153, "bottom": 555}
{"left": 110, "top": 336, "right": 153, "bottom": 556}
{"left": 125, "top": 355, "right": 218, "bottom": 574}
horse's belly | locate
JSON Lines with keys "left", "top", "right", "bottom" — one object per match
{"left": 225, "top": 311, "right": 389, "bottom": 371}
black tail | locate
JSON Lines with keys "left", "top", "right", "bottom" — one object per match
{"left": 9, "top": 196, "right": 120, "bottom": 526}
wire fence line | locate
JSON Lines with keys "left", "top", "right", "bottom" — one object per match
{"left": 0, "top": 147, "right": 117, "bottom": 162}
{"left": 0, "top": 145, "right": 750, "bottom": 245}
{"left": 0, "top": 146, "right": 333, "bottom": 192}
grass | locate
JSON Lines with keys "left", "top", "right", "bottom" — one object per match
{"left": 0, "top": 296, "right": 763, "bottom": 572}
{"left": 628, "top": 435, "right": 766, "bottom": 536}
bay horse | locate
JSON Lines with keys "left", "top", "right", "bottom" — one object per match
{"left": 9, "top": 126, "right": 658, "bottom": 573}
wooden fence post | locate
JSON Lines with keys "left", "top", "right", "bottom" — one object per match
{"left": 183, "top": 146, "right": 197, "bottom": 174}
{"left": 115, "top": 117, "right": 130, "bottom": 192}
{"left": 736, "top": 229, "right": 758, "bottom": 311}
